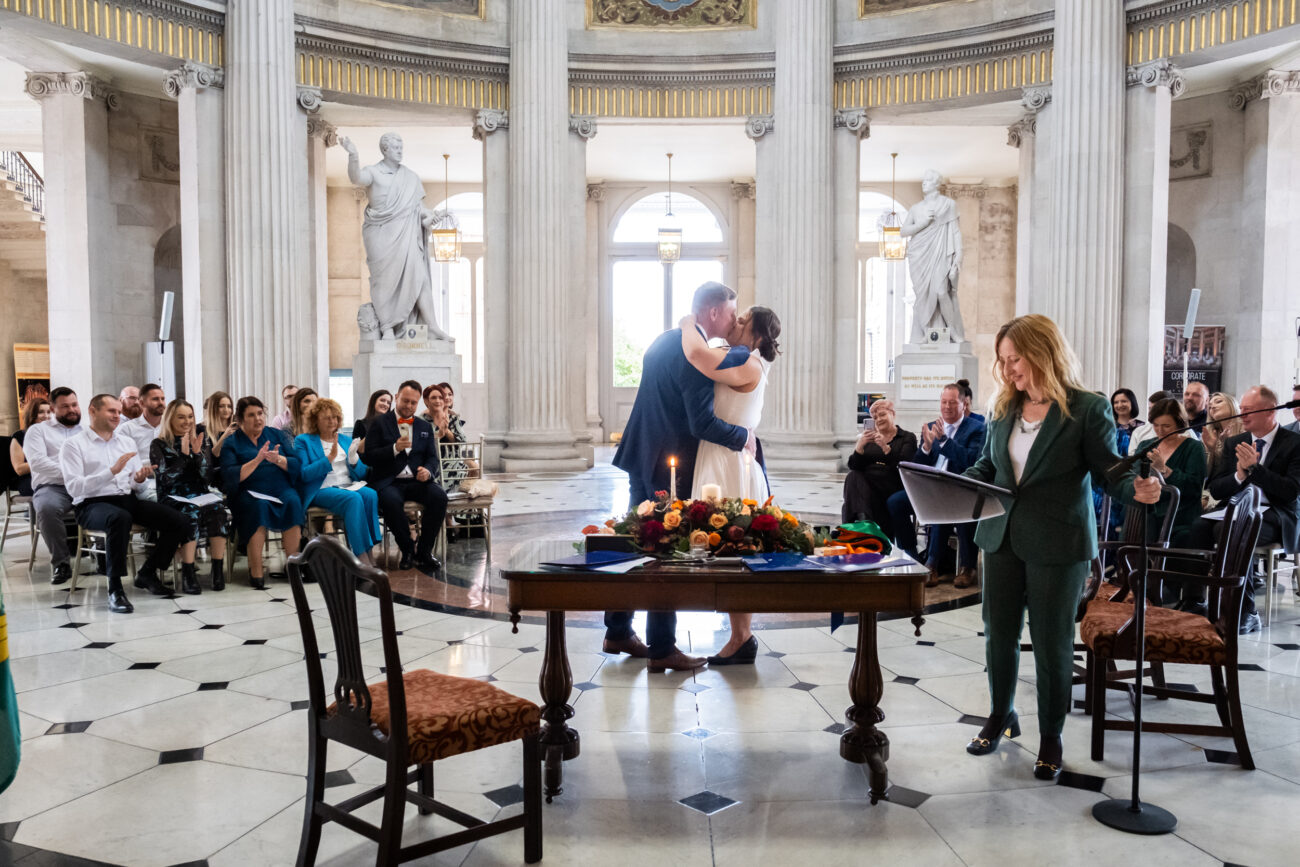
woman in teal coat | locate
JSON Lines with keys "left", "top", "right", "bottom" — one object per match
{"left": 962, "top": 315, "right": 1161, "bottom": 779}
{"left": 294, "top": 398, "right": 382, "bottom": 565}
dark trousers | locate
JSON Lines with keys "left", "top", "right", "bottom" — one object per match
{"left": 75, "top": 494, "right": 188, "bottom": 591}
{"left": 373, "top": 478, "right": 449, "bottom": 557}
{"left": 605, "top": 474, "right": 678, "bottom": 659}
{"left": 926, "top": 523, "right": 978, "bottom": 571}
{"left": 1185, "top": 510, "right": 1280, "bottom": 620}
{"left": 842, "top": 470, "right": 901, "bottom": 533}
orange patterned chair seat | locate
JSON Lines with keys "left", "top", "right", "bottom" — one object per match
{"left": 330, "top": 668, "right": 541, "bottom": 765}
{"left": 1081, "top": 603, "right": 1226, "bottom": 666}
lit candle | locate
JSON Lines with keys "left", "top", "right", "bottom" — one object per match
{"left": 669, "top": 455, "right": 677, "bottom": 503}
{"left": 701, "top": 483, "right": 722, "bottom": 502}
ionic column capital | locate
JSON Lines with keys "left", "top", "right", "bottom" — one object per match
{"left": 745, "top": 114, "right": 774, "bottom": 140}
{"left": 1006, "top": 114, "right": 1037, "bottom": 148}
{"left": 833, "top": 108, "right": 870, "bottom": 139}
{"left": 25, "top": 71, "right": 117, "bottom": 109}
{"left": 307, "top": 117, "right": 338, "bottom": 146}
{"left": 472, "top": 108, "right": 508, "bottom": 140}
{"left": 731, "top": 180, "right": 755, "bottom": 200}
{"left": 568, "top": 115, "right": 597, "bottom": 140}
{"left": 942, "top": 182, "right": 988, "bottom": 200}
{"left": 1126, "top": 58, "right": 1186, "bottom": 98}
{"left": 1230, "top": 69, "right": 1300, "bottom": 110}
{"left": 163, "top": 62, "right": 224, "bottom": 99}
{"left": 296, "top": 86, "right": 323, "bottom": 113}
{"left": 586, "top": 183, "right": 606, "bottom": 202}
{"left": 1021, "top": 85, "right": 1052, "bottom": 114}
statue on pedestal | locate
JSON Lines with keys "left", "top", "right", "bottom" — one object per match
{"left": 339, "top": 132, "right": 452, "bottom": 341}
{"left": 902, "top": 169, "right": 965, "bottom": 344}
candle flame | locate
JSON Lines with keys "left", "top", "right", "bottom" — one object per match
{"left": 669, "top": 456, "right": 677, "bottom": 467}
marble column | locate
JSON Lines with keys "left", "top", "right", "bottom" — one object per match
{"left": 164, "top": 62, "right": 227, "bottom": 402}
{"left": 833, "top": 109, "right": 869, "bottom": 463}
{"left": 1008, "top": 85, "right": 1051, "bottom": 317}
{"left": 730, "top": 181, "right": 756, "bottom": 306}
{"left": 502, "top": 0, "right": 583, "bottom": 470}
{"left": 1234, "top": 70, "right": 1300, "bottom": 393}
{"left": 301, "top": 89, "right": 334, "bottom": 392}
{"left": 1048, "top": 0, "right": 1126, "bottom": 389}
{"left": 25, "top": 71, "right": 116, "bottom": 394}
{"left": 1122, "top": 59, "right": 1184, "bottom": 396}
{"left": 473, "top": 109, "right": 510, "bottom": 468}
{"left": 747, "top": 114, "right": 775, "bottom": 317}
{"left": 224, "top": 0, "right": 309, "bottom": 404}
{"left": 569, "top": 116, "right": 598, "bottom": 465}
{"left": 758, "top": 0, "right": 838, "bottom": 469}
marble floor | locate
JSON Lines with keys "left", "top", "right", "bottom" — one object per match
{"left": 0, "top": 454, "right": 1296, "bottom": 866}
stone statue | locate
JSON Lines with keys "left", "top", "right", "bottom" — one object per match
{"left": 339, "top": 132, "right": 452, "bottom": 341}
{"left": 901, "top": 169, "right": 965, "bottom": 344}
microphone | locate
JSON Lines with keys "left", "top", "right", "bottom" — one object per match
{"left": 1101, "top": 397, "right": 1300, "bottom": 486}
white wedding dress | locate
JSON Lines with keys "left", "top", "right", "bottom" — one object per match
{"left": 692, "top": 358, "right": 772, "bottom": 500}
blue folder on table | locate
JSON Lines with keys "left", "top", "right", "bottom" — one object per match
{"left": 741, "top": 553, "right": 826, "bottom": 572}
{"left": 540, "top": 550, "right": 644, "bottom": 569}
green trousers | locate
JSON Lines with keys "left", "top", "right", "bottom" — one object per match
{"left": 981, "top": 542, "right": 1089, "bottom": 737}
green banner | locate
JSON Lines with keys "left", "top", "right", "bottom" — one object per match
{"left": 0, "top": 588, "right": 20, "bottom": 794}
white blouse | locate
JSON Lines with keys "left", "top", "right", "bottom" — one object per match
{"left": 1007, "top": 421, "right": 1042, "bottom": 484}
{"left": 318, "top": 437, "right": 352, "bottom": 489}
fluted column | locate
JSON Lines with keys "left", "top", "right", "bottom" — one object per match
{"left": 1235, "top": 70, "right": 1300, "bottom": 393}
{"left": 301, "top": 88, "right": 333, "bottom": 391}
{"left": 165, "top": 62, "right": 227, "bottom": 401}
{"left": 1008, "top": 86, "right": 1051, "bottom": 316}
{"left": 759, "top": 0, "right": 838, "bottom": 469}
{"left": 25, "top": 72, "right": 116, "bottom": 394}
{"left": 1122, "top": 59, "right": 1184, "bottom": 396}
{"left": 473, "top": 109, "right": 509, "bottom": 468}
{"left": 833, "top": 109, "right": 869, "bottom": 463}
{"left": 224, "top": 0, "right": 308, "bottom": 404}
{"left": 1048, "top": 0, "right": 1125, "bottom": 389}
{"left": 569, "top": 116, "right": 599, "bottom": 463}
{"left": 502, "top": 0, "right": 583, "bottom": 470}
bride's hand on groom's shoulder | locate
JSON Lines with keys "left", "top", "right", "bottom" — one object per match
{"left": 678, "top": 314, "right": 696, "bottom": 331}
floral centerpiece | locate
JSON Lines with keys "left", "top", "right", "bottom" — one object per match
{"left": 581, "top": 483, "right": 827, "bottom": 558}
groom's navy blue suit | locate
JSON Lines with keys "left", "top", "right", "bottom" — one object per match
{"left": 610, "top": 327, "right": 750, "bottom": 659}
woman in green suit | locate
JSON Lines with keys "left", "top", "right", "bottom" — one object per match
{"left": 962, "top": 315, "right": 1161, "bottom": 779}
{"left": 1140, "top": 398, "right": 1207, "bottom": 548}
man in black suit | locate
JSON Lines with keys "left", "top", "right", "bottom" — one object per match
{"left": 1200, "top": 385, "right": 1300, "bottom": 633}
{"left": 360, "top": 380, "right": 447, "bottom": 574}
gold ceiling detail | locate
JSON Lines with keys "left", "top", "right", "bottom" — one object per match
{"left": 0, "top": 0, "right": 223, "bottom": 66}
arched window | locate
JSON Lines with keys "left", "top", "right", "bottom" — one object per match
{"left": 609, "top": 192, "right": 727, "bottom": 388}
{"left": 430, "top": 192, "right": 484, "bottom": 383}
{"left": 857, "top": 190, "right": 913, "bottom": 383}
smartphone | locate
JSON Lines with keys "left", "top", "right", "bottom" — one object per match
{"left": 861, "top": 418, "right": 876, "bottom": 432}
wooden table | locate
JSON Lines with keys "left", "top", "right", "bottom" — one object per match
{"left": 503, "top": 556, "right": 928, "bottom": 805}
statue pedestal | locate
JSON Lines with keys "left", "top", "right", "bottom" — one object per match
{"left": 352, "top": 338, "right": 461, "bottom": 421}
{"left": 893, "top": 342, "right": 980, "bottom": 433}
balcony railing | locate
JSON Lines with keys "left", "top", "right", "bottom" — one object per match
{"left": 1, "top": 151, "right": 44, "bottom": 219}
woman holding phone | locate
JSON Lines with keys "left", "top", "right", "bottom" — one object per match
{"left": 841, "top": 399, "right": 917, "bottom": 533}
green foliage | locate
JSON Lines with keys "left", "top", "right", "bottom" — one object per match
{"left": 612, "top": 330, "right": 643, "bottom": 388}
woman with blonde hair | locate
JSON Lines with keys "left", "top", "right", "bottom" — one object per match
{"left": 288, "top": 387, "right": 318, "bottom": 437}
{"left": 960, "top": 314, "right": 1161, "bottom": 779}
{"left": 294, "top": 397, "right": 381, "bottom": 565}
{"left": 1201, "top": 391, "right": 1244, "bottom": 478}
{"left": 199, "top": 391, "right": 236, "bottom": 457}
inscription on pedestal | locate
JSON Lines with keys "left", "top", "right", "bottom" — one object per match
{"left": 898, "top": 362, "right": 958, "bottom": 402}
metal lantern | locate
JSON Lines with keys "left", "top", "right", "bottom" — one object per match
{"left": 658, "top": 152, "right": 682, "bottom": 264}
{"left": 879, "top": 152, "right": 907, "bottom": 261}
{"left": 431, "top": 153, "right": 461, "bottom": 263}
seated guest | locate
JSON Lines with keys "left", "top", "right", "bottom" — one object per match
{"left": 219, "top": 396, "right": 304, "bottom": 590}
{"left": 1182, "top": 380, "right": 1210, "bottom": 432}
{"left": 152, "top": 399, "right": 231, "bottom": 594}
{"left": 122, "top": 383, "right": 167, "bottom": 501}
{"left": 842, "top": 399, "right": 917, "bottom": 535}
{"left": 1285, "top": 384, "right": 1300, "bottom": 434}
{"left": 198, "top": 391, "right": 237, "bottom": 458}
{"left": 351, "top": 389, "right": 392, "bottom": 442}
{"left": 1126, "top": 390, "right": 1171, "bottom": 456}
{"left": 268, "top": 384, "right": 298, "bottom": 431}
{"left": 1137, "top": 398, "right": 1206, "bottom": 548}
{"left": 23, "top": 387, "right": 84, "bottom": 585}
{"left": 295, "top": 398, "right": 382, "bottom": 565}
{"left": 1202, "top": 392, "right": 1244, "bottom": 480}
{"left": 1192, "top": 385, "right": 1300, "bottom": 633}
{"left": 9, "top": 397, "right": 52, "bottom": 496}
{"left": 1110, "top": 387, "right": 1142, "bottom": 441}
{"left": 288, "top": 387, "right": 318, "bottom": 437}
{"left": 118, "top": 385, "right": 143, "bottom": 421}
{"left": 60, "top": 394, "right": 189, "bottom": 613}
{"left": 438, "top": 381, "right": 466, "bottom": 437}
{"left": 888, "top": 383, "right": 987, "bottom": 587}
{"left": 359, "top": 380, "right": 447, "bottom": 574}
{"left": 954, "top": 378, "right": 984, "bottom": 423}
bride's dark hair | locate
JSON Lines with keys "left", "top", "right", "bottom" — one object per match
{"left": 749, "top": 307, "right": 782, "bottom": 362}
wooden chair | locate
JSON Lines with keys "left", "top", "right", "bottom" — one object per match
{"left": 1, "top": 488, "right": 39, "bottom": 568}
{"left": 1077, "top": 485, "right": 1181, "bottom": 709}
{"left": 435, "top": 437, "right": 493, "bottom": 563}
{"left": 1255, "top": 542, "right": 1298, "bottom": 626}
{"left": 70, "top": 523, "right": 153, "bottom": 592}
{"left": 287, "top": 536, "right": 541, "bottom": 865}
{"left": 1082, "top": 486, "right": 1263, "bottom": 768}
{"left": 380, "top": 502, "right": 424, "bottom": 569}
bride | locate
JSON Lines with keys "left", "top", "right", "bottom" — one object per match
{"left": 679, "top": 306, "right": 782, "bottom": 665}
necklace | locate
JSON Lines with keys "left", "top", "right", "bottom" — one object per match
{"left": 1025, "top": 395, "right": 1050, "bottom": 406}
{"left": 1016, "top": 413, "right": 1044, "bottom": 434}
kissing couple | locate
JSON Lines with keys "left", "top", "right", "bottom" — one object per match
{"left": 608, "top": 281, "right": 782, "bottom": 672}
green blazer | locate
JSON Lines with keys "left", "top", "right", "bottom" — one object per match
{"left": 964, "top": 390, "right": 1138, "bottom": 565}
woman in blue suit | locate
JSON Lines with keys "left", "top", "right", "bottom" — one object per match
{"left": 295, "top": 397, "right": 382, "bottom": 565}
{"left": 962, "top": 315, "right": 1161, "bottom": 779}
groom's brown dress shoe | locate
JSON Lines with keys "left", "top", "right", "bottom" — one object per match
{"left": 602, "top": 633, "right": 650, "bottom": 658}
{"left": 648, "top": 649, "right": 707, "bottom": 673}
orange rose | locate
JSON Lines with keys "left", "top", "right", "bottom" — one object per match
{"left": 741, "top": 498, "right": 758, "bottom": 507}
{"left": 663, "top": 511, "right": 682, "bottom": 530}
{"left": 784, "top": 513, "right": 799, "bottom": 525}
{"left": 689, "top": 530, "right": 710, "bottom": 547}
{"left": 708, "top": 513, "right": 728, "bottom": 529}
{"left": 672, "top": 500, "right": 685, "bottom": 511}
{"left": 581, "top": 525, "right": 601, "bottom": 535}
{"left": 708, "top": 532, "right": 722, "bottom": 546}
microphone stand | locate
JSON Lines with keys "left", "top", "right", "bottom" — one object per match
{"left": 1092, "top": 453, "right": 1177, "bottom": 834}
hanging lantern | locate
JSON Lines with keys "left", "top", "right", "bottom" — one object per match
{"left": 879, "top": 152, "right": 907, "bottom": 261}
{"left": 431, "top": 153, "right": 461, "bottom": 263}
{"left": 658, "top": 152, "right": 682, "bottom": 264}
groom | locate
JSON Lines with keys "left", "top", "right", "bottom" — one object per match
{"left": 609, "top": 281, "right": 755, "bottom": 672}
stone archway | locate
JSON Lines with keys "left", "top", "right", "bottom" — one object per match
{"left": 1165, "top": 222, "right": 1196, "bottom": 322}
{"left": 154, "top": 224, "right": 184, "bottom": 395}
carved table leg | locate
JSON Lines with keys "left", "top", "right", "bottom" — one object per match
{"left": 840, "top": 610, "right": 890, "bottom": 804}
{"left": 537, "top": 610, "right": 580, "bottom": 803}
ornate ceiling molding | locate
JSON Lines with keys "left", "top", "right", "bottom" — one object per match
{"left": 1126, "top": 58, "right": 1186, "bottom": 97}
{"left": 833, "top": 108, "right": 871, "bottom": 139}
{"left": 24, "top": 71, "right": 116, "bottom": 106}
{"left": 835, "top": 12, "right": 1053, "bottom": 57}
{"left": 744, "top": 115, "right": 773, "bottom": 140}
{"left": 569, "top": 115, "right": 598, "bottom": 140}
{"left": 163, "top": 62, "right": 224, "bottom": 98}
{"left": 835, "top": 31, "right": 1052, "bottom": 76}
{"left": 294, "top": 15, "right": 509, "bottom": 60}
{"left": 472, "top": 109, "right": 509, "bottom": 140}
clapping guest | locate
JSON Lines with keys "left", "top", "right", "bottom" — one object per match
{"left": 842, "top": 399, "right": 917, "bottom": 535}
{"left": 351, "top": 389, "right": 392, "bottom": 442}
{"left": 9, "top": 397, "right": 51, "bottom": 496}
{"left": 288, "top": 387, "right": 318, "bottom": 436}
{"left": 1202, "top": 392, "right": 1244, "bottom": 478}
{"left": 122, "top": 383, "right": 167, "bottom": 500}
{"left": 118, "top": 386, "right": 143, "bottom": 421}
{"left": 438, "top": 381, "right": 466, "bottom": 437}
{"left": 151, "top": 399, "right": 230, "bottom": 594}
{"left": 219, "top": 396, "right": 304, "bottom": 590}
{"left": 198, "top": 391, "right": 237, "bottom": 457}
{"left": 1137, "top": 399, "right": 1206, "bottom": 548}
{"left": 23, "top": 387, "right": 84, "bottom": 585}
{"left": 295, "top": 398, "right": 381, "bottom": 565}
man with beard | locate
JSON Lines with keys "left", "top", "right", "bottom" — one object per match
{"left": 1183, "top": 381, "right": 1209, "bottom": 432}
{"left": 21, "top": 387, "right": 83, "bottom": 584}
{"left": 118, "top": 385, "right": 143, "bottom": 420}
{"left": 121, "top": 383, "right": 167, "bottom": 501}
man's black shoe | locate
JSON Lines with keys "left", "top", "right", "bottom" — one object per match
{"left": 414, "top": 554, "right": 442, "bottom": 577}
{"left": 398, "top": 551, "right": 415, "bottom": 571}
{"left": 1239, "top": 612, "right": 1262, "bottom": 635}
{"left": 107, "top": 589, "right": 134, "bottom": 614}
{"left": 51, "top": 563, "right": 72, "bottom": 586}
{"left": 133, "top": 569, "right": 169, "bottom": 596}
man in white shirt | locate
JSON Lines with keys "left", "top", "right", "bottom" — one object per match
{"left": 22, "top": 386, "right": 84, "bottom": 585}
{"left": 118, "top": 385, "right": 143, "bottom": 421}
{"left": 268, "top": 384, "right": 297, "bottom": 431}
{"left": 121, "top": 383, "right": 166, "bottom": 500}
{"left": 61, "top": 394, "right": 190, "bottom": 613}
